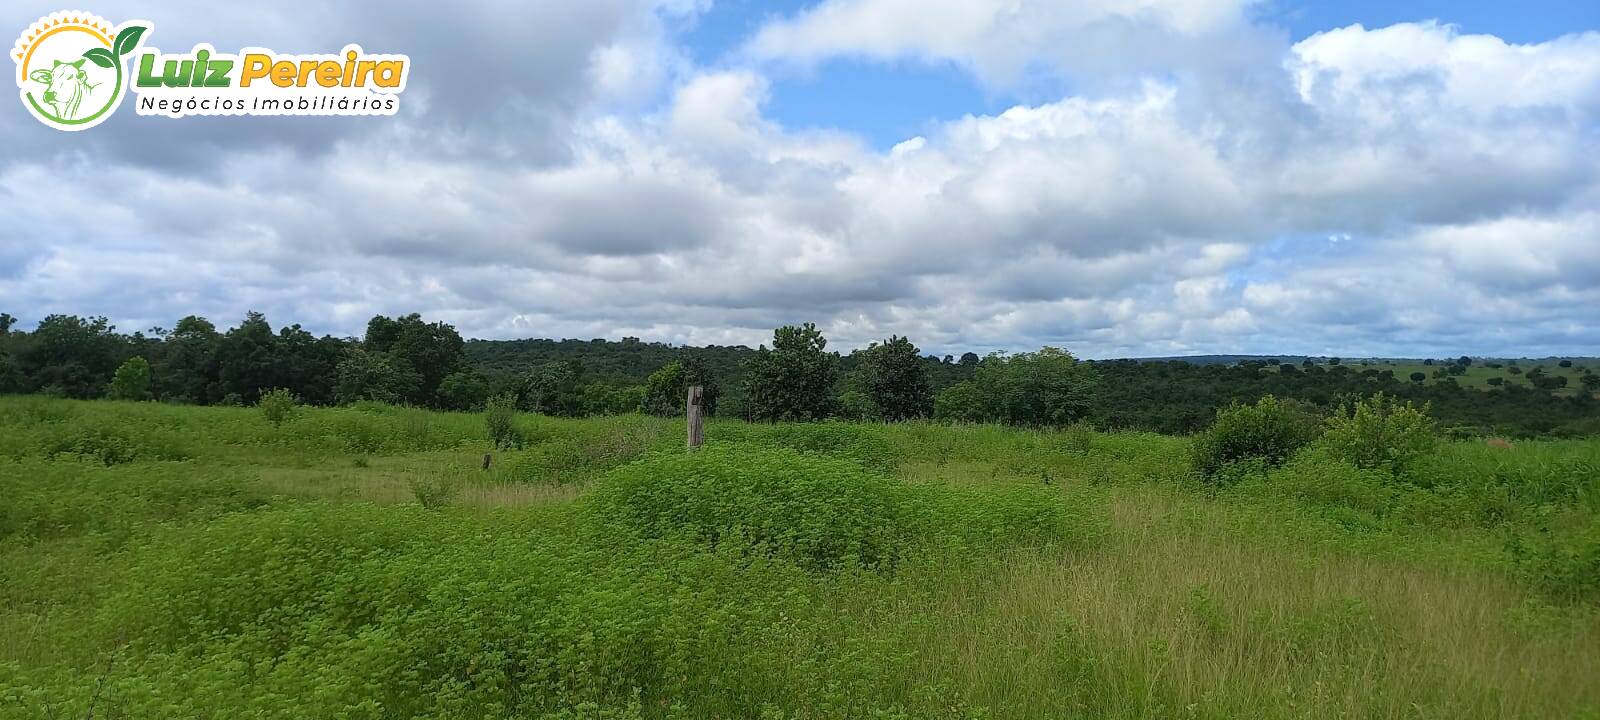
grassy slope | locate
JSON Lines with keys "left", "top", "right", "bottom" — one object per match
{"left": 0, "top": 398, "right": 1596, "bottom": 719}
{"left": 1319, "top": 360, "right": 1596, "bottom": 396}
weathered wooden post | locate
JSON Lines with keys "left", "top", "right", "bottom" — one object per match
{"left": 686, "top": 384, "right": 705, "bottom": 451}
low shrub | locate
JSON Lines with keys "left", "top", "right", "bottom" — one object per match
{"left": 716, "top": 421, "right": 898, "bottom": 473}
{"left": 1508, "top": 519, "right": 1600, "bottom": 605}
{"left": 587, "top": 443, "right": 1093, "bottom": 572}
{"left": 65, "top": 504, "right": 830, "bottom": 718}
{"left": 257, "top": 387, "right": 299, "bottom": 427}
{"left": 409, "top": 473, "right": 461, "bottom": 510}
{"left": 485, "top": 393, "right": 523, "bottom": 450}
{"left": 1190, "top": 396, "right": 1321, "bottom": 481}
{"left": 588, "top": 444, "right": 915, "bottom": 571}
{"left": 35, "top": 423, "right": 193, "bottom": 466}
{"left": 1317, "top": 393, "right": 1437, "bottom": 476}
{"left": 1062, "top": 421, "right": 1095, "bottom": 456}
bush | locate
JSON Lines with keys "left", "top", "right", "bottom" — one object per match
{"left": 717, "top": 421, "right": 898, "bottom": 473}
{"left": 1317, "top": 393, "right": 1437, "bottom": 476}
{"left": 934, "top": 382, "right": 987, "bottom": 423}
{"left": 588, "top": 444, "right": 915, "bottom": 571}
{"left": 1509, "top": 520, "right": 1600, "bottom": 604}
{"left": 1063, "top": 421, "right": 1095, "bottom": 456}
{"left": 78, "top": 504, "right": 822, "bottom": 717}
{"left": 587, "top": 442, "right": 1092, "bottom": 573}
{"left": 485, "top": 393, "right": 523, "bottom": 450}
{"left": 107, "top": 356, "right": 153, "bottom": 401}
{"left": 1190, "top": 396, "right": 1322, "bottom": 481}
{"left": 257, "top": 387, "right": 299, "bottom": 427}
{"left": 409, "top": 473, "right": 461, "bottom": 510}
{"left": 35, "top": 424, "right": 193, "bottom": 466}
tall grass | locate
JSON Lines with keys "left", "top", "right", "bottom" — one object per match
{"left": 0, "top": 396, "right": 1595, "bottom": 719}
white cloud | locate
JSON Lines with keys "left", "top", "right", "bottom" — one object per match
{"left": 0, "top": 3, "right": 1597, "bottom": 357}
{"left": 745, "top": 0, "right": 1264, "bottom": 87}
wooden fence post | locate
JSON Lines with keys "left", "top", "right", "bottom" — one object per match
{"left": 686, "top": 385, "right": 704, "bottom": 451}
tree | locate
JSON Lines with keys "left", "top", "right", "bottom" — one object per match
{"left": 1558, "top": 359, "right": 1574, "bottom": 368}
{"left": 958, "top": 352, "right": 981, "bottom": 367}
{"left": 642, "top": 357, "right": 720, "bottom": 417}
{"left": 272, "top": 324, "right": 344, "bottom": 406}
{"left": 1328, "top": 357, "right": 1342, "bottom": 366}
{"left": 849, "top": 335, "right": 933, "bottom": 421}
{"left": 581, "top": 383, "right": 644, "bottom": 416}
{"left": 933, "top": 381, "right": 987, "bottom": 423}
{"left": 0, "top": 313, "right": 14, "bottom": 334}
{"left": 436, "top": 369, "right": 491, "bottom": 411}
{"left": 213, "top": 312, "right": 282, "bottom": 404}
{"left": 1458, "top": 356, "right": 1473, "bottom": 367}
{"left": 0, "top": 351, "right": 20, "bottom": 394}
{"left": 1487, "top": 377, "right": 1504, "bottom": 387}
{"left": 1409, "top": 372, "right": 1426, "bottom": 383}
{"left": 107, "top": 356, "right": 152, "bottom": 401}
{"left": 364, "top": 313, "right": 465, "bottom": 406}
{"left": 521, "top": 360, "right": 585, "bottom": 417}
{"left": 155, "top": 316, "right": 220, "bottom": 404}
{"left": 973, "top": 348, "right": 1098, "bottom": 426}
{"left": 20, "top": 315, "right": 125, "bottom": 398}
{"left": 335, "top": 346, "right": 420, "bottom": 404}
{"left": 743, "top": 323, "right": 839, "bottom": 422}
{"left": 1581, "top": 373, "right": 1600, "bottom": 394}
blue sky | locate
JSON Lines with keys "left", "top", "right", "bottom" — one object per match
{"left": 684, "top": 0, "right": 1600, "bottom": 148}
{"left": 2, "top": 0, "right": 1598, "bottom": 357}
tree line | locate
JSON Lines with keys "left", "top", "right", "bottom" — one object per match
{"left": 0, "top": 311, "right": 1595, "bottom": 437}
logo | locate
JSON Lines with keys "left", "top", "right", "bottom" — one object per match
{"left": 13, "top": 10, "right": 410, "bottom": 131}
{"left": 12, "top": 11, "right": 147, "bottom": 131}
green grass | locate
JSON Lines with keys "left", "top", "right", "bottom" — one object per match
{"left": 0, "top": 397, "right": 1596, "bottom": 719}
{"left": 1336, "top": 359, "right": 1596, "bottom": 396}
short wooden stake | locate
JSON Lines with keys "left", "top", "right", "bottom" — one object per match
{"left": 686, "top": 385, "right": 705, "bottom": 451}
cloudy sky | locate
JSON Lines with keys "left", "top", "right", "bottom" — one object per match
{"left": 3, "top": 1, "right": 1598, "bottom": 358}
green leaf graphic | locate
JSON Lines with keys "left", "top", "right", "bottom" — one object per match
{"left": 83, "top": 47, "right": 116, "bottom": 69}
{"left": 114, "top": 26, "right": 146, "bottom": 57}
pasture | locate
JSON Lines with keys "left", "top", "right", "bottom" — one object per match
{"left": 1313, "top": 359, "right": 1596, "bottom": 396}
{"left": 1, "top": 397, "right": 1597, "bottom": 719}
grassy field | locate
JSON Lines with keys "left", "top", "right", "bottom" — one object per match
{"left": 1, "top": 397, "right": 1597, "bottom": 719}
{"left": 1319, "top": 359, "right": 1597, "bottom": 396}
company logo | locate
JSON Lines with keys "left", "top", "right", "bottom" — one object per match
{"left": 13, "top": 10, "right": 410, "bottom": 132}
{"left": 12, "top": 12, "right": 146, "bottom": 131}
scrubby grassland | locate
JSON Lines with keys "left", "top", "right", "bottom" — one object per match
{"left": 1332, "top": 359, "right": 1595, "bottom": 395}
{"left": 1, "top": 397, "right": 1597, "bottom": 719}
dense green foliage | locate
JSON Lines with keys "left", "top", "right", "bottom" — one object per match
{"left": 1191, "top": 396, "right": 1322, "bottom": 480}
{"left": 256, "top": 387, "right": 300, "bottom": 428}
{"left": 0, "top": 397, "right": 1596, "bottom": 718}
{"left": 641, "top": 357, "right": 720, "bottom": 417}
{"left": 742, "top": 323, "right": 840, "bottom": 422}
{"left": 844, "top": 336, "right": 934, "bottom": 421}
{"left": 936, "top": 348, "right": 1098, "bottom": 426}
{"left": 105, "top": 356, "right": 151, "bottom": 401}
{"left": 1318, "top": 393, "right": 1439, "bottom": 475}
{"left": 1, "top": 312, "right": 1596, "bottom": 438}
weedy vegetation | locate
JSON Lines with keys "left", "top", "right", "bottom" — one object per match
{"left": 0, "top": 396, "right": 1596, "bottom": 719}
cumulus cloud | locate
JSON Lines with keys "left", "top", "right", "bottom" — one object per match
{"left": 744, "top": 0, "right": 1268, "bottom": 88}
{"left": 0, "top": 2, "right": 1597, "bottom": 357}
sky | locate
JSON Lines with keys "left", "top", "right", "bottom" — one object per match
{"left": 2, "top": 1, "right": 1598, "bottom": 359}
